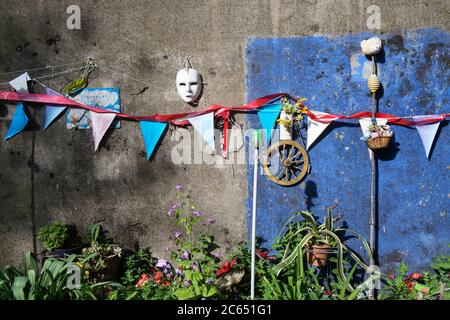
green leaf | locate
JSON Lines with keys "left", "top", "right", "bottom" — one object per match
{"left": 12, "top": 276, "right": 28, "bottom": 300}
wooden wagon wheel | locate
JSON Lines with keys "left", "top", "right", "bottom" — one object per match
{"left": 262, "top": 140, "right": 309, "bottom": 186}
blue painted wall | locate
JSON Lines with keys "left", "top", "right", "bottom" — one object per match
{"left": 245, "top": 28, "right": 449, "bottom": 272}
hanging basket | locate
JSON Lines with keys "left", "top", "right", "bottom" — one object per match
{"left": 366, "top": 135, "right": 392, "bottom": 150}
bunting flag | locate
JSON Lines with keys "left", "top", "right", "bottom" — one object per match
{"left": 307, "top": 110, "right": 339, "bottom": 150}
{"left": 188, "top": 112, "right": 215, "bottom": 150}
{"left": 90, "top": 111, "right": 117, "bottom": 151}
{"left": 9, "top": 73, "right": 31, "bottom": 93}
{"left": 257, "top": 103, "right": 282, "bottom": 143}
{"left": 139, "top": 121, "right": 168, "bottom": 160}
{"left": 4, "top": 73, "right": 31, "bottom": 140}
{"left": 0, "top": 88, "right": 449, "bottom": 160}
{"left": 413, "top": 115, "right": 441, "bottom": 159}
{"left": 4, "top": 103, "right": 28, "bottom": 141}
{"left": 359, "top": 118, "right": 388, "bottom": 159}
{"left": 43, "top": 87, "right": 67, "bottom": 130}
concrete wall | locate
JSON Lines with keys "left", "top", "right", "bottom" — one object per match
{"left": 0, "top": 0, "right": 448, "bottom": 268}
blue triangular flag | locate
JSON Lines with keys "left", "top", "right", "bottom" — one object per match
{"left": 43, "top": 87, "right": 67, "bottom": 130}
{"left": 4, "top": 103, "right": 29, "bottom": 140}
{"left": 257, "top": 103, "right": 282, "bottom": 143}
{"left": 139, "top": 121, "right": 168, "bottom": 160}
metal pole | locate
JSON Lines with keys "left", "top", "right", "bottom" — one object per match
{"left": 250, "top": 130, "right": 259, "bottom": 300}
{"left": 369, "top": 55, "right": 377, "bottom": 298}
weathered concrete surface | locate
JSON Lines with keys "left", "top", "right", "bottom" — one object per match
{"left": 0, "top": 0, "right": 449, "bottom": 266}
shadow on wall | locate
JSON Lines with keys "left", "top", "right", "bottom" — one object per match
{"left": 304, "top": 180, "right": 318, "bottom": 211}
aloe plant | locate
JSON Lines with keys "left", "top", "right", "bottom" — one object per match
{"left": 273, "top": 207, "right": 373, "bottom": 292}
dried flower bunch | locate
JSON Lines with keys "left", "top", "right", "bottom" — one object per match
{"left": 276, "top": 96, "right": 308, "bottom": 130}
{"left": 361, "top": 123, "right": 393, "bottom": 142}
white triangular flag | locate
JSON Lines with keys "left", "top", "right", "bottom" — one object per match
{"left": 307, "top": 111, "right": 338, "bottom": 150}
{"left": 4, "top": 73, "right": 31, "bottom": 140}
{"left": 9, "top": 72, "right": 31, "bottom": 93}
{"left": 90, "top": 112, "right": 117, "bottom": 151}
{"left": 413, "top": 115, "right": 441, "bottom": 159}
{"left": 188, "top": 112, "right": 215, "bottom": 151}
{"left": 359, "top": 118, "right": 388, "bottom": 159}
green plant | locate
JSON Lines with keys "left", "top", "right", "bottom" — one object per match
{"left": 273, "top": 206, "right": 373, "bottom": 294}
{"left": 0, "top": 252, "right": 119, "bottom": 300}
{"left": 37, "top": 221, "right": 77, "bottom": 252}
{"left": 121, "top": 248, "right": 156, "bottom": 288}
{"left": 166, "top": 184, "right": 221, "bottom": 300}
{"left": 78, "top": 224, "right": 122, "bottom": 286}
{"left": 431, "top": 245, "right": 450, "bottom": 283}
{"left": 380, "top": 249, "right": 450, "bottom": 300}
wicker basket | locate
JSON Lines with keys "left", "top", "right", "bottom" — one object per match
{"left": 366, "top": 135, "right": 391, "bottom": 150}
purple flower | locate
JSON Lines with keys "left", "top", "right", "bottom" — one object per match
{"left": 205, "top": 278, "right": 213, "bottom": 285}
{"left": 175, "top": 184, "right": 183, "bottom": 191}
{"left": 175, "top": 268, "right": 184, "bottom": 278}
{"left": 212, "top": 251, "right": 221, "bottom": 258}
{"left": 192, "top": 210, "right": 203, "bottom": 217}
{"left": 207, "top": 218, "right": 215, "bottom": 224}
{"left": 167, "top": 209, "right": 174, "bottom": 216}
{"left": 171, "top": 203, "right": 180, "bottom": 209}
{"left": 172, "top": 230, "right": 182, "bottom": 239}
{"left": 180, "top": 250, "right": 190, "bottom": 260}
{"left": 156, "top": 259, "right": 171, "bottom": 269}
{"left": 184, "top": 280, "right": 191, "bottom": 288}
{"left": 190, "top": 262, "right": 199, "bottom": 271}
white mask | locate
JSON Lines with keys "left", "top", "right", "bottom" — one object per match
{"left": 176, "top": 68, "right": 201, "bottom": 103}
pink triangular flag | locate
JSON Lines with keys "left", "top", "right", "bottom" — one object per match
{"left": 413, "top": 115, "right": 441, "bottom": 159}
{"left": 90, "top": 111, "right": 117, "bottom": 151}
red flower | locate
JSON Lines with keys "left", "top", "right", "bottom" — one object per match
{"left": 216, "top": 259, "right": 237, "bottom": 278}
{"left": 255, "top": 249, "right": 277, "bottom": 261}
{"left": 153, "top": 271, "right": 163, "bottom": 280}
{"left": 135, "top": 273, "right": 150, "bottom": 288}
{"left": 324, "top": 290, "right": 333, "bottom": 296}
{"left": 404, "top": 279, "right": 414, "bottom": 292}
{"left": 410, "top": 273, "right": 423, "bottom": 280}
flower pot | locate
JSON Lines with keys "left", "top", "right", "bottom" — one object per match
{"left": 100, "top": 255, "right": 122, "bottom": 281}
{"left": 306, "top": 243, "right": 330, "bottom": 267}
{"left": 279, "top": 111, "right": 292, "bottom": 140}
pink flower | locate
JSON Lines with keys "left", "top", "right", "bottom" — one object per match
{"left": 173, "top": 230, "right": 182, "bottom": 239}
{"left": 175, "top": 184, "right": 183, "bottom": 191}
